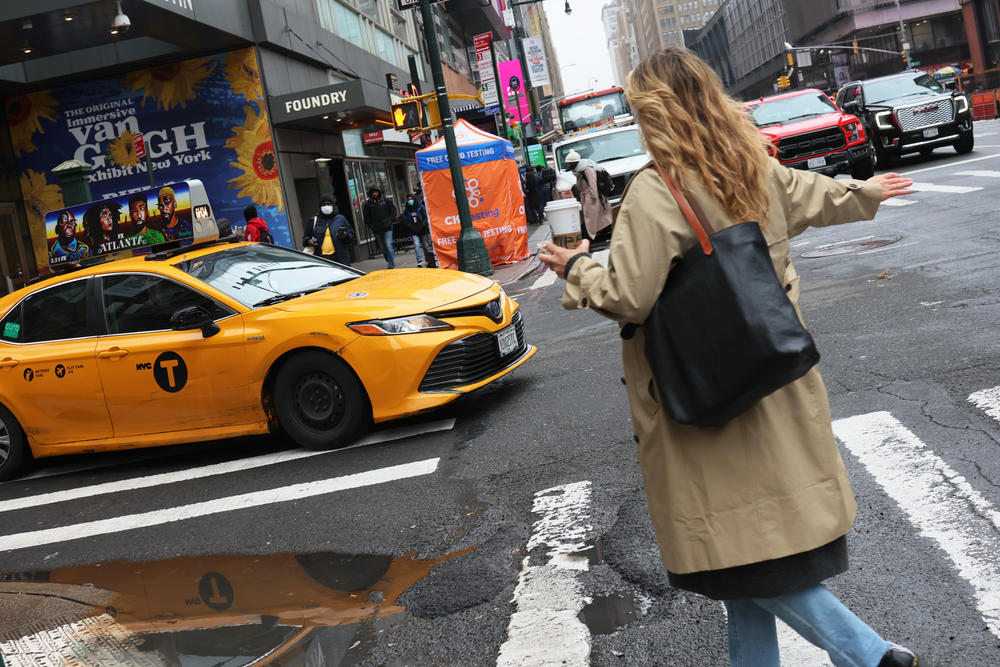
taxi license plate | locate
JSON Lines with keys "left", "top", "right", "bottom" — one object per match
{"left": 807, "top": 156, "right": 826, "bottom": 169}
{"left": 496, "top": 325, "right": 518, "bottom": 357}
{"left": 923, "top": 127, "right": 939, "bottom": 138}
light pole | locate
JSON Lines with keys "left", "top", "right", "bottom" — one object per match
{"left": 894, "top": 0, "right": 912, "bottom": 68}
{"left": 418, "top": 0, "right": 492, "bottom": 276}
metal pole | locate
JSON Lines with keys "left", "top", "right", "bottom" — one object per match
{"left": 418, "top": 0, "right": 492, "bottom": 276}
{"left": 490, "top": 40, "right": 509, "bottom": 140}
{"left": 894, "top": 0, "right": 911, "bottom": 68}
{"left": 513, "top": 88, "right": 528, "bottom": 163}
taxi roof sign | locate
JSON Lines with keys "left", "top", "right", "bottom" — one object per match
{"left": 45, "top": 180, "right": 218, "bottom": 270}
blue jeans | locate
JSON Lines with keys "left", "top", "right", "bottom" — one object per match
{"left": 411, "top": 235, "right": 425, "bottom": 264}
{"left": 724, "top": 585, "right": 890, "bottom": 667}
{"left": 375, "top": 229, "right": 394, "bottom": 268}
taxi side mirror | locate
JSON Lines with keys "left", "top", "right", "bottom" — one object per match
{"left": 171, "top": 305, "right": 220, "bottom": 338}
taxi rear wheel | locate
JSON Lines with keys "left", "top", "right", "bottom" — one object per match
{"left": 274, "top": 351, "right": 369, "bottom": 450}
{"left": 0, "top": 404, "right": 31, "bottom": 482}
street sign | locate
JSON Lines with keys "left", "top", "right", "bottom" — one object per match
{"left": 475, "top": 33, "right": 501, "bottom": 116}
{"left": 509, "top": 75, "right": 520, "bottom": 92}
{"left": 132, "top": 133, "right": 146, "bottom": 159}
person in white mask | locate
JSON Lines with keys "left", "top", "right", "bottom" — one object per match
{"left": 303, "top": 194, "right": 354, "bottom": 265}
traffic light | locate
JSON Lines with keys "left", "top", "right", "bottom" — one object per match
{"left": 852, "top": 40, "right": 859, "bottom": 55}
{"left": 778, "top": 75, "right": 791, "bottom": 89}
{"left": 392, "top": 100, "right": 422, "bottom": 130}
{"left": 508, "top": 120, "right": 520, "bottom": 141}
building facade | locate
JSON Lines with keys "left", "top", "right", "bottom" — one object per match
{"left": 0, "top": 0, "right": 509, "bottom": 293}
{"left": 602, "top": 3, "right": 623, "bottom": 86}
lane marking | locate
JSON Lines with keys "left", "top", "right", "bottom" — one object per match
{"left": 953, "top": 170, "right": 1000, "bottom": 178}
{"left": 1, "top": 419, "right": 456, "bottom": 512}
{"left": 0, "top": 458, "right": 440, "bottom": 552}
{"left": 833, "top": 412, "right": 1000, "bottom": 640}
{"left": 897, "top": 152, "right": 1000, "bottom": 176}
{"left": 908, "top": 182, "right": 983, "bottom": 194}
{"left": 792, "top": 241, "right": 811, "bottom": 247}
{"left": 969, "top": 386, "right": 1000, "bottom": 423}
{"left": 529, "top": 269, "right": 557, "bottom": 291}
{"left": 498, "top": 481, "right": 592, "bottom": 666}
{"left": 881, "top": 198, "right": 918, "bottom": 207}
{"left": 857, "top": 240, "right": 919, "bottom": 255}
{"left": 817, "top": 235, "right": 874, "bottom": 248}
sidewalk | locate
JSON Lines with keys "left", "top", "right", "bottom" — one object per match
{"left": 351, "top": 222, "right": 551, "bottom": 287}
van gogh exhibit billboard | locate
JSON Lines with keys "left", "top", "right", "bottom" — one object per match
{"left": 5, "top": 47, "right": 289, "bottom": 270}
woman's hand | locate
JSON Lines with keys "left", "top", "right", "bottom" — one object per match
{"left": 867, "top": 172, "right": 914, "bottom": 201}
{"left": 538, "top": 239, "right": 590, "bottom": 279}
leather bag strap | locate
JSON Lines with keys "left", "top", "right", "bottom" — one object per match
{"left": 656, "top": 168, "right": 714, "bottom": 256}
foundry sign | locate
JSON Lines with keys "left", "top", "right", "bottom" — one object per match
{"left": 269, "top": 81, "right": 365, "bottom": 124}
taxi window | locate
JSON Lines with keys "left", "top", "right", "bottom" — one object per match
{"left": 20, "top": 280, "right": 89, "bottom": 343}
{"left": 1, "top": 304, "right": 22, "bottom": 343}
{"left": 102, "top": 274, "right": 233, "bottom": 335}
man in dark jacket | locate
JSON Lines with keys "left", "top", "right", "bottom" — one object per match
{"left": 303, "top": 194, "right": 354, "bottom": 265}
{"left": 402, "top": 193, "right": 436, "bottom": 268}
{"left": 523, "top": 167, "right": 540, "bottom": 224}
{"left": 362, "top": 185, "right": 397, "bottom": 269}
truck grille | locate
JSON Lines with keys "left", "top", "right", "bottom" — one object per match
{"left": 896, "top": 99, "right": 955, "bottom": 131}
{"left": 419, "top": 310, "right": 526, "bottom": 392}
{"left": 777, "top": 127, "right": 846, "bottom": 161}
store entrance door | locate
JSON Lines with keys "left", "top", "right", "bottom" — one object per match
{"left": 0, "top": 204, "right": 29, "bottom": 296}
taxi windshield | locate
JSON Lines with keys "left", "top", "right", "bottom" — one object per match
{"left": 174, "top": 244, "right": 361, "bottom": 308}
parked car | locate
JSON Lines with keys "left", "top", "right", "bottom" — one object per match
{"left": 745, "top": 88, "right": 875, "bottom": 180}
{"left": 835, "top": 70, "right": 974, "bottom": 166}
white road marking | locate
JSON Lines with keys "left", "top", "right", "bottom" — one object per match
{"left": 0, "top": 458, "right": 440, "bottom": 552}
{"left": 498, "top": 481, "right": 593, "bottom": 666}
{"left": 969, "top": 386, "right": 1000, "bottom": 423}
{"left": 908, "top": 182, "right": 983, "bottom": 194}
{"left": 1, "top": 419, "right": 456, "bottom": 511}
{"left": 953, "top": 170, "right": 1000, "bottom": 178}
{"left": 529, "top": 269, "right": 557, "bottom": 291}
{"left": 833, "top": 412, "right": 1000, "bottom": 640}
{"left": 817, "top": 235, "right": 874, "bottom": 248}
{"left": 898, "top": 152, "right": 1000, "bottom": 176}
{"left": 792, "top": 241, "right": 811, "bottom": 247}
{"left": 857, "top": 241, "right": 919, "bottom": 255}
{"left": 881, "top": 198, "right": 918, "bottom": 207}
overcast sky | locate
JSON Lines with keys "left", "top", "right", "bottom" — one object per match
{"left": 540, "top": 0, "right": 618, "bottom": 95}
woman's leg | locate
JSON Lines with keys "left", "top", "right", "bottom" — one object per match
{"left": 723, "top": 599, "right": 780, "bottom": 667}
{"left": 753, "top": 584, "right": 890, "bottom": 667}
{"left": 411, "top": 235, "right": 424, "bottom": 264}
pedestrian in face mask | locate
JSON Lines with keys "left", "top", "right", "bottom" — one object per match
{"left": 303, "top": 194, "right": 354, "bottom": 265}
{"left": 402, "top": 194, "right": 436, "bottom": 268}
{"left": 362, "top": 185, "right": 397, "bottom": 269}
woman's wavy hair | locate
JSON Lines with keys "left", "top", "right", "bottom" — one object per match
{"left": 626, "top": 48, "right": 772, "bottom": 223}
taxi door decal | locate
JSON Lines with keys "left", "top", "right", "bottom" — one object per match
{"left": 151, "top": 351, "right": 188, "bottom": 392}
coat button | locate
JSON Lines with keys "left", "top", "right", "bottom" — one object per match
{"left": 785, "top": 283, "right": 792, "bottom": 292}
{"left": 581, "top": 297, "right": 589, "bottom": 308}
{"left": 847, "top": 182, "right": 861, "bottom": 190}
{"left": 633, "top": 435, "right": 639, "bottom": 443}
{"left": 620, "top": 376, "right": 626, "bottom": 385}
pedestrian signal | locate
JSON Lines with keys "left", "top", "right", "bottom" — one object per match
{"left": 392, "top": 100, "right": 423, "bottom": 130}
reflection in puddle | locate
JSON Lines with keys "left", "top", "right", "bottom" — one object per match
{"left": 0, "top": 547, "right": 471, "bottom": 666}
{"left": 578, "top": 593, "right": 643, "bottom": 635}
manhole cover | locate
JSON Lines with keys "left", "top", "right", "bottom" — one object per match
{"left": 801, "top": 236, "right": 902, "bottom": 258}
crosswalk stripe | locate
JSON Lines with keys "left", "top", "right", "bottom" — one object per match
{"left": 881, "top": 198, "right": 918, "bottom": 207}
{"left": 497, "top": 481, "right": 592, "bottom": 666}
{"left": 953, "top": 170, "right": 1000, "bottom": 178}
{"left": 833, "top": 412, "right": 1000, "bottom": 640}
{"left": 969, "top": 386, "right": 1000, "bottom": 423}
{"left": 898, "top": 152, "right": 1000, "bottom": 176}
{"left": 908, "top": 182, "right": 983, "bottom": 194}
{"left": 0, "top": 458, "right": 440, "bottom": 553}
{"left": 0, "top": 419, "right": 456, "bottom": 512}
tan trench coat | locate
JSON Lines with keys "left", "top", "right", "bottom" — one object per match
{"left": 562, "top": 161, "right": 883, "bottom": 575}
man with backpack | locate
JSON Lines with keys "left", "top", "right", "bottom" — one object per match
{"left": 564, "top": 150, "right": 613, "bottom": 242}
{"left": 402, "top": 193, "right": 436, "bottom": 268}
{"left": 303, "top": 194, "right": 354, "bottom": 265}
{"left": 243, "top": 205, "right": 274, "bottom": 244}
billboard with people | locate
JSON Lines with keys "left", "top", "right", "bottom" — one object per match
{"left": 5, "top": 47, "right": 288, "bottom": 271}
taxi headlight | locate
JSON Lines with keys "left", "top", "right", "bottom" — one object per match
{"left": 348, "top": 314, "right": 453, "bottom": 335}
{"left": 875, "top": 111, "right": 894, "bottom": 130}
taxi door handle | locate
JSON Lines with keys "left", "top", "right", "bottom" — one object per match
{"left": 0, "top": 358, "right": 18, "bottom": 368}
{"left": 98, "top": 348, "right": 129, "bottom": 360}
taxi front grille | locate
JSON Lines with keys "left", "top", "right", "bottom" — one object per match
{"left": 777, "top": 127, "right": 845, "bottom": 161}
{"left": 419, "top": 310, "right": 526, "bottom": 392}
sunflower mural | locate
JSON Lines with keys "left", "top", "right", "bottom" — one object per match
{"left": 123, "top": 58, "right": 215, "bottom": 111}
{"left": 20, "top": 170, "right": 64, "bottom": 268}
{"left": 223, "top": 49, "right": 263, "bottom": 102}
{"left": 105, "top": 130, "right": 140, "bottom": 168}
{"left": 5, "top": 91, "right": 59, "bottom": 156}
{"left": 226, "top": 105, "right": 283, "bottom": 212}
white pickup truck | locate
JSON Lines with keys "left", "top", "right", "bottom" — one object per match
{"left": 550, "top": 123, "right": 650, "bottom": 206}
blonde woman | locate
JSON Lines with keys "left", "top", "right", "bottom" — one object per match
{"left": 539, "top": 48, "right": 918, "bottom": 667}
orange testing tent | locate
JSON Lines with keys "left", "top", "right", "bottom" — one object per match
{"left": 416, "top": 120, "right": 530, "bottom": 269}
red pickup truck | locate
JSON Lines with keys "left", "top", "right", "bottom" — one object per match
{"left": 745, "top": 89, "right": 875, "bottom": 180}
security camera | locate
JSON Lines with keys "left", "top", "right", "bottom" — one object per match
{"left": 110, "top": 2, "right": 130, "bottom": 35}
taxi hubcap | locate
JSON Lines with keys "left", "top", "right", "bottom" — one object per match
{"left": 295, "top": 371, "right": 345, "bottom": 428}
{"left": 0, "top": 419, "right": 9, "bottom": 466}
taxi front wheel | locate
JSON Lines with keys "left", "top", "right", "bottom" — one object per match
{"left": 273, "top": 351, "right": 369, "bottom": 450}
{"left": 0, "top": 403, "right": 31, "bottom": 482}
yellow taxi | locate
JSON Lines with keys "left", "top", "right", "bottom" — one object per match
{"left": 0, "top": 185, "right": 536, "bottom": 481}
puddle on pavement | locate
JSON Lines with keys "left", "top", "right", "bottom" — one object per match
{"left": 0, "top": 546, "right": 472, "bottom": 666}
{"left": 579, "top": 593, "right": 644, "bottom": 635}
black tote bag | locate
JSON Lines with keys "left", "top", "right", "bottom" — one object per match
{"left": 643, "top": 169, "right": 819, "bottom": 427}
